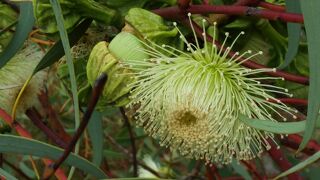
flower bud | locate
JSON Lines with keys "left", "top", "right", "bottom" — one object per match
{"left": 87, "top": 32, "right": 148, "bottom": 106}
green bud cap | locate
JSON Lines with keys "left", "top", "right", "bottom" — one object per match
{"left": 87, "top": 41, "right": 136, "bottom": 107}
{"left": 108, "top": 32, "right": 148, "bottom": 63}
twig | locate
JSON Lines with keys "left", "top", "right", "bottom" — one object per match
{"left": 153, "top": 5, "right": 303, "bottom": 23}
{"left": 101, "top": 159, "right": 117, "bottom": 178}
{"left": 38, "top": 91, "right": 72, "bottom": 144}
{"left": 178, "top": 0, "right": 191, "bottom": 9}
{"left": 105, "top": 134, "right": 162, "bottom": 178}
{"left": 281, "top": 134, "right": 320, "bottom": 156}
{"left": 267, "top": 140, "right": 302, "bottom": 180}
{"left": 0, "top": 108, "right": 67, "bottom": 179}
{"left": 271, "top": 98, "right": 308, "bottom": 106}
{"left": 120, "top": 107, "right": 138, "bottom": 177}
{"left": 43, "top": 73, "right": 108, "bottom": 180}
{"left": 241, "top": 161, "right": 265, "bottom": 180}
{"left": 3, "top": 159, "right": 32, "bottom": 180}
{"left": 206, "top": 164, "right": 221, "bottom": 180}
{"left": 25, "top": 107, "right": 68, "bottom": 148}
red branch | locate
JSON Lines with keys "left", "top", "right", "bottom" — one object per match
{"left": 206, "top": 164, "right": 221, "bottom": 180}
{"left": 241, "top": 161, "right": 266, "bottom": 180}
{"left": 153, "top": 5, "right": 303, "bottom": 23}
{"left": 271, "top": 98, "right": 308, "bottom": 106}
{"left": 267, "top": 140, "right": 302, "bottom": 180}
{"left": 0, "top": 108, "right": 67, "bottom": 180}
{"left": 258, "top": 1, "right": 286, "bottom": 12}
{"left": 178, "top": 0, "right": 190, "bottom": 9}
{"left": 282, "top": 134, "right": 320, "bottom": 156}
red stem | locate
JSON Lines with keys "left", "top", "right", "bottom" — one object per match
{"left": 271, "top": 98, "right": 308, "bottom": 106}
{"left": 241, "top": 161, "right": 266, "bottom": 180}
{"left": 178, "top": 0, "right": 190, "bottom": 9}
{"left": 282, "top": 134, "right": 320, "bottom": 156}
{"left": 206, "top": 164, "right": 222, "bottom": 180}
{"left": 0, "top": 108, "right": 67, "bottom": 180}
{"left": 153, "top": 5, "right": 303, "bottom": 23}
{"left": 267, "top": 140, "right": 302, "bottom": 180}
{"left": 258, "top": 1, "right": 286, "bottom": 12}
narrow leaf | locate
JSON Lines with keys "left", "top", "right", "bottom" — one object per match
{"left": 0, "top": 167, "right": 18, "bottom": 180}
{"left": 0, "top": 134, "right": 107, "bottom": 178}
{"left": 239, "top": 115, "right": 305, "bottom": 134}
{"left": 279, "top": 0, "right": 301, "bottom": 69}
{"left": 274, "top": 151, "right": 320, "bottom": 180}
{"left": 298, "top": 0, "right": 320, "bottom": 151}
{"left": 32, "top": 18, "right": 92, "bottom": 74}
{"left": 49, "top": 0, "right": 82, "bottom": 178}
{"left": 0, "top": 2, "right": 34, "bottom": 68}
{"left": 231, "top": 159, "right": 252, "bottom": 180}
{"left": 88, "top": 111, "right": 103, "bottom": 166}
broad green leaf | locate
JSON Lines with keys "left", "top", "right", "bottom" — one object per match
{"left": 278, "top": 0, "right": 302, "bottom": 69}
{"left": 88, "top": 111, "right": 103, "bottom": 166}
{"left": 274, "top": 151, "right": 320, "bottom": 180}
{"left": 298, "top": 0, "right": 320, "bottom": 152}
{"left": 0, "top": 134, "right": 107, "bottom": 178}
{"left": 231, "top": 159, "right": 252, "bottom": 180}
{"left": 32, "top": 18, "right": 92, "bottom": 74}
{"left": 0, "top": 2, "right": 34, "bottom": 68}
{"left": 49, "top": 0, "right": 81, "bottom": 178}
{"left": 239, "top": 115, "right": 306, "bottom": 134}
{"left": 0, "top": 167, "right": 18, "bottom": 180}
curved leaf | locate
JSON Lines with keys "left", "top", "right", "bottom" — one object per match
{"left": 0, "top": 2, "right": 34, "bottom": 68}
{"left": 239, "top": 115, "right": 306, "bottom": 134}
{"left": 0, "top": 167, "right": 18, "bottom": 180}
{"left": 279, "top": 0, "right": 301, "bottom": 69}
{"left": 299, "top": 0, "right": 320, "bottom": 152}
{"left": 0, "top": 134, "right": 107, "bottom": 179}
{"left": 274, "top": 151, "right": 320, "bottom": 180}
{"left": 49, "top": 0, "right": 82, "bottom": 178}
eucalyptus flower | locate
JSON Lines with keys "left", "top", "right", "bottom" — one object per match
{"left": 121, "top": 13, "right": 296, "bottom": 164}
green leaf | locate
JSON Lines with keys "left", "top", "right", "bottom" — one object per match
{"left": 0, "top": 2, "right": 34, "bottom": 68}
{"left": 0, "top": 167, "right": 18, "bottom": 180}
{"left": 231, "top": 159, "right": 252, "bottom": 180}
{"left": 239, "top": 115, "right": 306, "bottom": 134}
{"left": 298, "top": 0, "right": 320, "bottom": 152}
{"left": 274, "top": 151, "right": 320, "bottom": 180}
{"left": 49, "top": 0, "right": 82, "bottom": 178}
{"left": 279, "top": 0, "right": 301, "bottom": 69}
{"left": 32, "top": 18, "right": 92, "bottom": 74}
{"left": 88, "top": 111, "right": 103, "bottom": 166}
{"left": 0, "top": 134, "right": 107, "bottom": 178}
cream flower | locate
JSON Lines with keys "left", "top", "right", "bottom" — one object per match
{"left": 125, "top": 13, "right": 295, "bottom": 164}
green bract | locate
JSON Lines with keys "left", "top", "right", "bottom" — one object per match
{"left": 33, "top": 0, "right": 120, "bottom": 33}
{"left": 125, "top": 8, "right": 181, "bottom": 48}
{"left": 87, "top": 32, "right": 147, "bottom": 107}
